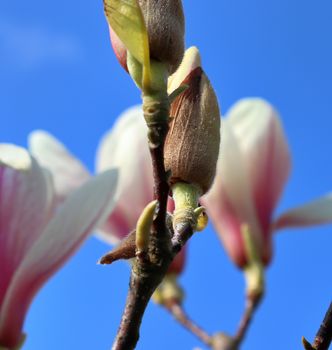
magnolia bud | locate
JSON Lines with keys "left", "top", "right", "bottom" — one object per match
{"left": 138, "top": 0, "right": 185, "bottom": 73}
{"left": 211, "top": 333, "right": 238, "bottom": 350}
{"left": 105, "top": 0, "right": 185, "bottom": 74}
{"left": 164, "top": 66, "right": 221, "bottom": 195}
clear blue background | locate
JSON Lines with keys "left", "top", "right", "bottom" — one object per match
{"left": 1, "top": 1, "right": 331, "bottom": 349}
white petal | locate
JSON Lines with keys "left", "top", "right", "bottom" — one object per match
{"left": 203, "top": 121, "right": 263, "bottom": 267}
{"left": 28, "top": 130, "right": 91, "bottom": 201}
{"left": 0, "top": 145, "right": 31, "bottom": 170}
{"left": 0, "top": 169, "right": 118, "bottom": 344}
{"left": 96, "top": 105, "right": 154, "bottom": 241}
{"left": 274, "top": 193, "right": 332, "bottom": 230}
{"left": 0, "top": 144, "right": 54, "bottom": 295}
{"left": 227, "top": 98, "right": 291, "bottom": 235}
{"left": 167, "top": 46, "right": 201, "bottom": 94}
{"left": 0, "top": 144, "right": 54, "bottom": 348}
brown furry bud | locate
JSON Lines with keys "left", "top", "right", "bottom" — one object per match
{"left": 164, "top": 66, "right": 221, "bottom": 194}
{"left": 138, "top": 0, "right": 185, "bottom": 73}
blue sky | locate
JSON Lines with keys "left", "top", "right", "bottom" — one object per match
{"left": 1, "top": 1, "right": 332, "bottom": 349}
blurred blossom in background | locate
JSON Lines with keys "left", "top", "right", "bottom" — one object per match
{"left": 0, "top": 1, "right": 332, "bottom": 349}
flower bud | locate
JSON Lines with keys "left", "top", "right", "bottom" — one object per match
{"left": 152, "top": 274, "right": 184, "bottom": 305}
{"left": 164, "top": 59, "right": 221, "bottom": 195}
{"left": 105, "top": 0, "right": 185, "bottom": 74}
{"left": 137, "top": 0, "right": 185, "bottom": 73}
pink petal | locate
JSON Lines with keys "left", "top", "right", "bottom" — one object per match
{"left": 274, "top": 193, "right": 332, "bottom": 230}
{"left": 96, "top": 106, "right": 154, "bottom": 243}
{"left": 168, "top": 246, "right": 186, "bottom": 275}
{"left": 0, "top": 169, "right": 118, "bottom": 348}
{"left": 28, "top": 130, "right": 91, "bottom": 202}
{"left": 0, "top": 145, "right": 54, "bottom": 348}
{"left": 227, "top": 98, "right": 291, "bottom": 262}
{"left": 0, "top": 145, "right": 54, "bottom": 309}
{"left": 109, "top": 25, "right": 128, "bottom": 72}
{"left": 203, "top": 122, "right": 262, "bottom": 267}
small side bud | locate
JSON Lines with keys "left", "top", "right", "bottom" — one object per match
{"left": 164, "top": 49, "right": 221, "bottom": 195}
{"left": 99, "top": 230, "right": 136, "bottom": 264}
{"left": 135, "top": 200, "right": 157, "bottom": 256}
{"left": 152, "top": 274, "right": 184, "bottom": 306}
{"left": 211, "top": 333, "right": 238, "bottom": 350}
{"left": 194, "top": 207, "right": 209, "bottom": 232}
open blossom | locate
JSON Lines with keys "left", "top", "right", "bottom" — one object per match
{"left": 29, "top": 106, "right": 185, "bottom": 274}
{"left": 29, "top": 107, "right": 153, "bottom": 244}
{"left": 28, "top": 47, "right": 210, "bottom": 277}
{"left": 0, "top": 144, "right": 118, "bottom": 349}
{"left": 95, "top": 107, "right": 154, "bottom": 244}
{"left": 203, "top": 98, "right": 332, "bottom": 268}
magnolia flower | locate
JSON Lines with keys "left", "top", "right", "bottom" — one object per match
{"left": 0, "top": 144, "right": 118, "bottom": 349}
{"left": 29, "top": 107, "right": 152, "bottom": 244}
{"left": 28, "top": 47, "right": 210, "bottom": 281}
{"left": 203, "top": 98, "right": 332, "bottom": 269}
{"left": 29, "top": 106, "right": 185, "bottom": 274}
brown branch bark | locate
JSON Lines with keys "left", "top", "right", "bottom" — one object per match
{"left": 303, "top": 302, "right": 332, "bottom": 350}
{"left": 165, "top": 302, "right": 212, "bottom": 346}
{"left": 111, "top": 81, "right": 205, "bottom": 349}
{"left": 112, "top": 96, "right": 174, "bottom": 350}
{"left": 234, "top": 294, "right": 261, "bottom": 346}
{"left": 112, "top": 238, "right": 171, "bottom": 350}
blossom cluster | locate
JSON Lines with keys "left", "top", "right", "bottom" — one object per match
{"left": 1, "top": 0, "right": 331, "bottom": 349}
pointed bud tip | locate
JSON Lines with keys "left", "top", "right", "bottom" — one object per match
{"left": 168, "top": 46, "right": 202, "bottom": 94}
{"left": 98, "top": 254, "right": 113, "bottom": 265}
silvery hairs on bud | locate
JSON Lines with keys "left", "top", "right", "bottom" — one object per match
{"left": 164, "top": 67, "right": 221, "bottom": 195}
{"left": 138, "top": 0, "right": 185, "bottom": 73}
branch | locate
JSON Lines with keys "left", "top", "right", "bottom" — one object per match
{"left": 233, "top": 294, "right": 262, "bottom": 346}
{"left": 171, "top": 220, "right": 195, "bottom": 253}
{"left": 112, "top": 251, "right": 170, "bottom": 350}
{"left": 112, "top": 95, "right": 173, "bottom": 350}
{"left": 165, "top": 301, "right": 212, "bottom": 347}
{"left": 302, "top": 302, "right": 332, "bottom": 350}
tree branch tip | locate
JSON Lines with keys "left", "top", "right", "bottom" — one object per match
{"left": 98, "top": 255, "right": 113, "bottom": 265}
{"left": 302, "top": 336, "right": 315, "bottom": 350}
